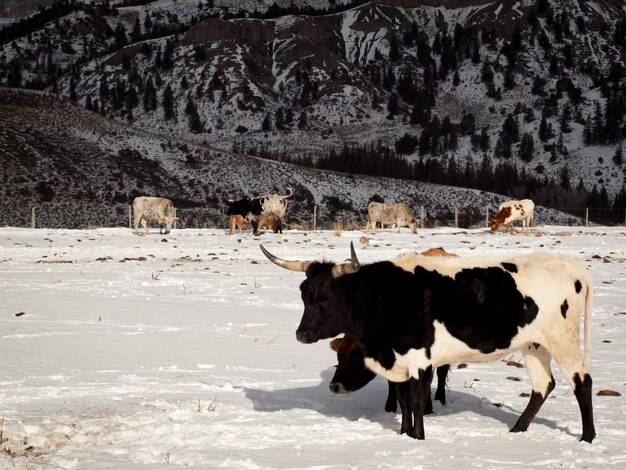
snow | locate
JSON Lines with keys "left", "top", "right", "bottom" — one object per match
{"left": 1, "top": 225, "right": 625, "bottom": 468}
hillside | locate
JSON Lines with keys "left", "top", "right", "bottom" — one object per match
{"left": 0, "top": 0, "right": 624, "bottom": 225}
{"left": 0, "top": 86, "right": 584, "bottom": 229}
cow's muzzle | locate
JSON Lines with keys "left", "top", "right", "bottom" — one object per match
{"left": 329, "top": 382, "right": 348, "bottom": 395}
{"left": 296, "top": 329, "right": 316, "bottom": 344}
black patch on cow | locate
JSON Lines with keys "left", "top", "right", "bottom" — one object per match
{"left": 531, "top": 342, "right": 541, "bottom": 350}
{"left": 226, "top": 197, "right": 262, "bottom": 219}
{"left": 501, "top": 262, "right": 518, "bottom": 273}
{"left": 435, "top": 266, "right": 539, "bottom": 353}
{"left": 295, "top": 259, "right": 540, "bottom": 370}
{"left": 561, "top": 299, "right": 569, "bottom": 318}
{"left": 575, "top": 280, "right": 582, "bottom": 293}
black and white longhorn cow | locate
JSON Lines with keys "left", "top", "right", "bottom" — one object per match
{"left": 260, "top": 243, "right": 595, "bottom": 442}
{"left": 227, "top": 187, "right": 293, "bottom": 235}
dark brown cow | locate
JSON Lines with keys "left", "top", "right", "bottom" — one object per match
{"left": 329, "top": 335, "right": 450, "bottom": 414}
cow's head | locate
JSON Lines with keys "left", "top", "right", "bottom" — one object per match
{"left": 160, "top": 216, "right": 179, "bottom": 234}
{"left": 408, "top": 218, "right": 418, "bottom": 234}
{"left": 260, "top": 243, "right": 360, "bottom": 344}
{"left": 490, "top": 206, "right": 511, "bottom": 232}
{"left": 329, "top": 335, "right": 375, "bottom": 394}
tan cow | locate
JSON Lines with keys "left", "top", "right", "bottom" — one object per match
{"left": 229, "top": 215, "right": 246, "bottom": 235}
{"left": 365, "top": 202, "right": 419, "bottom": 233}
{"left": 257, "top": 217, "right": 282, "bottom": 234}
{"left": 132, "top": 196, "right": 178, "bottom": 236}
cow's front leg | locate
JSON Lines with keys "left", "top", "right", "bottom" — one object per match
{"left": 385, "top": 380, "right": 398, "bottom": 413}
{"left": 408, "top": 367, "right": 434, "bottom": 440}
{"left": 394, "top": 381, "right": 412, "bottom": 434}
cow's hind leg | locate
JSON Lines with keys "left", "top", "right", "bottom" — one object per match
{"left": 434, "top": 364, "right": 449, "bottom": 405}
{"left": 550, "top": 344, "right": 595, "bottom": 442}
{"left": 511, "top": 344, "right": 554, "bottom": 433}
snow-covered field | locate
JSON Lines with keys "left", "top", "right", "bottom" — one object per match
{"left": 1, "top": 225, "right": 625, "bottom": 469}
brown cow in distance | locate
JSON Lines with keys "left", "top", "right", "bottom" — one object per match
{"left": 491, "top": 199, "right": 535, "bottom": 234}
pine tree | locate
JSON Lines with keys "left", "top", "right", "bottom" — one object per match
{"left": 387, "top": 92, "right": 400, "bottom": 117}
{"left": 113, "top": 23, "right": 128, "bottom": 49}
{"left": 7, "top": 62, "right": 22, "bottom": 87}
{"left": 297, "top": 111, "right": 307, "bottom": 129}
{"left": 539, "top": 113, "right": 553, "bottom": 142}
{"left": 162, "top": 84, "right": 175, "bottom": 120}
{"left": 503, "top": 113, "right": 520, "bottom": 143}
{"left": 389, "top": 34, "right": 401, "bottom": 61}
{"left": 560, "top": 103, "right": 573, "bottom": 133}
{"left": 185, "top": 95, "right": 203, "bottom": 133}
{"left": 559, "top": 166, "right": 571, "bottom": 190}
{"left": 531, "top": 75, "right": 545, "bottom": 95}
{"left": 613, "top": 145, "right": 624, "bottom": 165}
{"left": 262, "top": 113, "right": 272, "bottom": 132}
{"left": 68, "top": 76, "right": 77, "bottom": 101}
{"left": 130, "top": 17, "right": 142, "bottom": 43}
{"left": 519, "top": 133, "right": 535, "bottom": 162}
{"left": 494, "top": 132, "right": 512, "bottom": 159}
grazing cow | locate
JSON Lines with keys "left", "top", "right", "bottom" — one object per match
{"left": 260, "top": 243, "right": 595, "bottom": 442}
{"left": 491, "top": 199, "right": 535, "bottom": 234}
{"left": 329, "top": 247, "right": 458, "bottom": 413}
{"left": 229, "top": 215, "right": 246, "bottom": 235}
{"left": 132, "top": 196, "right": 178, "bottom": 235}
{"left": 329, "top": 335, "right": 450, "bottom": 414}
{"left": 257, "top": 217, "right": 283, "bottom": 234}
{"left": 227, "top": 187, "right": 293, "bottom": 235}
{"left": 365, "top": 202, "right": 419, "bottom": 234}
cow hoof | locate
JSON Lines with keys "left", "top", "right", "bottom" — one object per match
{"left": 509, "top": 425, "right": 528, "bottom": 433}
{"left": 580, "top": 431, "right": 596, "bottom": 443}
{"left": 384, "top": 403, "right": 398, "bottom": 413}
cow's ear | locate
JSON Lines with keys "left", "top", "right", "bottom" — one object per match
{"left": 329, "top": 337, "right": 344, "bottom": 351}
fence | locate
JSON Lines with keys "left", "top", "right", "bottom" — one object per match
{"left": 6, "top": 203, "right": 625, "bottom": 231}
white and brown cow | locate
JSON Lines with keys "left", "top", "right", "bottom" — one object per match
{"left": 261, "top": 243, "right": 595, "bottom": 442}
{"left": 365, "top": 202, "right": 419, "bottom": 234}
{"left": 132, "top": 196, "right": 178, "bottom": 236}
{"left": 491, "top": 199, "right": 535, "bottom": 234}
{"left": 227, "top": 187, "right": 293, "bottom": 235}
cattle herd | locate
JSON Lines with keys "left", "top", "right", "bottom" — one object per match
{"left": 131, "top": 191, "right": 535, "bottom": 236}
{"left": 131, "top": 192, "right": 596, "bottom": 444}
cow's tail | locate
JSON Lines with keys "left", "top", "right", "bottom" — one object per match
{"left": 582, "top": 272, "right": 593, "bottom": 374}
{"left": 280, "top": 187, "right": 294, "bottom": 199}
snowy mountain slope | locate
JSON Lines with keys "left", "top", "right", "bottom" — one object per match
{"left": 1, "top": 0, "right": 624, "bottom": 203}
{"left": 0, "top": 86, "right": 583, "bottom": 229}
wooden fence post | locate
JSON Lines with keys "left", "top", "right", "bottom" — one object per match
{"left": 313, "top": 205, "right": 317, "bottom": 231}
{"left": 585, "top": 207, "right": 589, "bottom": 227}
{"left": 128, "top": 205, "right": 132, "bottom": 229}
{"left": 420, "top": 206, "right": 425, "bottom": 228}
{"left": 31, "top": 207, "right": 35, "bottom": 229}
{"left": 486, "top": 206, "right": 490, "bottom": 227}
{"left": 454, "top": 208, "right": 459, "bottom": 228}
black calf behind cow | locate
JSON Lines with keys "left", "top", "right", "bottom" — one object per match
{"left": 227, "top": 187, "right": 293, "bottom": 235}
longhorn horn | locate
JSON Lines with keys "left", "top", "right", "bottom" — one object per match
{"left": 260, "top": 245, "right": 310, "bottom": 272}
{"left": 331, "top": 242, "right": 360, "bottom": 278}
